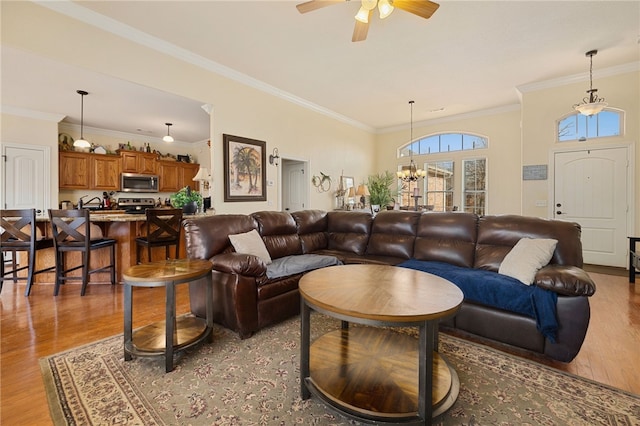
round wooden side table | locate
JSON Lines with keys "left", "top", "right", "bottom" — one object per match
{"left": 123, "top": 258, "right": 214, "bottom": 372}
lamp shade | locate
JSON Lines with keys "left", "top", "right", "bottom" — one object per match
{"left": 192, "top": 167, "right": 209, "bottom": 181}
{"left": 348, "top": 187, "right": 356, "bottom": 198}
{"left": 356, "top": 184, "right": 370, "bottom": 196}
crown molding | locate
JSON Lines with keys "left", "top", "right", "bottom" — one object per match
{"left": 517, "top": 61, "right": 640, "bottom": 94}
{"left": 34, "top": 1, "right": 375, "bottom": 133}
{"left": 378, "top": 104, "right": 522, "bottom": 134}
{"left": 1, "top": 105, "right": 65, "bottom": 122}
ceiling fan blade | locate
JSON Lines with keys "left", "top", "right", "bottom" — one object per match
{"left": 296, "top": 0, "right": 344, "bottom": 14}
{"left": 352, "top": 15, "right": 371, "bottom": 42}
{"left": 392, "top": 0, "right": 440, "bottom": 19}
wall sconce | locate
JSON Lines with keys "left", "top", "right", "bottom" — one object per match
{"left": 269, "top": 148, "right": 280, "bottom": 166}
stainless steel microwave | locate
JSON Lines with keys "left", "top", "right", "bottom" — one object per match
{"left": 120, "top": 173, "right": 159, "bottom": 193}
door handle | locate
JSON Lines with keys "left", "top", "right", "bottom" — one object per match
{"left": 556, "top": 211, "right": 562, "bottom": 215}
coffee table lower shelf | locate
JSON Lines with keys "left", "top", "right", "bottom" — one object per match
{"left": 307, "top": 327, "right": 459, "bottom": 423}
{"left": 125, "top": 315, "right": 208, "bottom": 356}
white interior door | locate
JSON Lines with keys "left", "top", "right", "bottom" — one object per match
{"left": 554, "top": 147, "right": 629, "bottom": 267}
{"left": 282, "top": 160, "right": 307, "bottom": 212}
{"left": 2, "top": 144, "right": 50, "bottom": 215}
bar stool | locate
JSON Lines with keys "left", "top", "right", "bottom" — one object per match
{"left": 48, "top": 209, "right": 117, "bottom": 296}
{"left": 1, "top": 209, "right": 54, "bottom": 296}
{"left": 135, "top": 208, "right": 183, "bottom": 264}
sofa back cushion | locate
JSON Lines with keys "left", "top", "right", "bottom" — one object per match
{"left": 183, "top": 214, "right": 257, "bottom": 260}
{"left": 326, "top": 211, "right": 372, "bottom": 255}
{"left": 475, "top": 214, "right": 583, "bottom": 271}
{"left": 366, "top": 211, "right": 420, "bottom": 259}
{"left": 291, "top": 210, "right": 328, "bottom": 253}
{"left": 251, "top": 211, "right": 302, "bottom": 259}
{"left": 413, "top": 212, "right": 478, "bottom": 268}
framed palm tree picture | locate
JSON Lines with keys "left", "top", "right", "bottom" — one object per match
{"left": 223, "top": 134, "right": 267, "bottom": 202}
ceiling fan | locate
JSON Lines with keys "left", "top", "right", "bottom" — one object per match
{"left": 296, "top": 0, "right": 440, "bottom": 42}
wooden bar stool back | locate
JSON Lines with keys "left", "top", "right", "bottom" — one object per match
{"left": 48, "top": 209, "right": 117, "bottom": 296}
{"left": 135, "top": 208, "right": 183, "bottom": 264}
{"left": 0, "top": 209, "right": 54, "bottom": 296}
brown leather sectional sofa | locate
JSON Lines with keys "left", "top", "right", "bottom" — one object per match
{"left": 184, "top": 210, "right": 596, "bottom": 362}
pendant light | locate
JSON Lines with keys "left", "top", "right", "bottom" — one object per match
{"left": 73, "top": 90, "right": 91, "bottom": 148}
{"left": 573, "top": 50, "right": 608, "bottom": 116}
{"left": 163, "top": 122, "right": 174, "bottom": 143}
{"left": 397, "top": 100, "right": 426, "bottom": 182}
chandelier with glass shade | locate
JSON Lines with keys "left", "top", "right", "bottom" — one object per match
{"left": 573, "top": 50, "right": 608, "bottom": 116}
{"left": 397, "top": 100, "right": 426, "bottom": 182}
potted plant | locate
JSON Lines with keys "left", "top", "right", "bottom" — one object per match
{"left": 170, "top": 186, "right": 203, "bottom": 215}
{"left": 367, "top": 171, "right": 395, "bottom": 212}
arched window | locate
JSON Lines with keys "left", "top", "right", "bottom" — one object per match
{"left": 398, "top": 132, "right": 488, "bottom": 157}
{"left": 557, "top": 108, "right": 623, "bottom": 142}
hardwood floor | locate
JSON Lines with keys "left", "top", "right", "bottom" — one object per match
{"left": 1, "top": 271, "right": 639, "bottom": 425}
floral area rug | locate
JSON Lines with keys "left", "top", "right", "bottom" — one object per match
{"left": 41, "top": 314, "right": 640, "bottom": 425}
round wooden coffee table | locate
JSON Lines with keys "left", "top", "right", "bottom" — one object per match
{"left": 123, "top": 258, "right": 214, "bottom": 373}
{"left": 299, "top": 264, "right": 464, "bottom": 425}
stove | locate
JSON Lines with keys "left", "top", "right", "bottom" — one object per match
{"left": 118, "top": 197, "right": 156, "bottom": 214}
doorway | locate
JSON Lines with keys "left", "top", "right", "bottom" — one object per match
{"left": 1, "top": 143, "right": 51, "bottom": 214}
{"left": 281, "top": 158, "right": 308, "bottom": 212}
{"left": 553, "top": 146, "right": 632, "bottom": 267}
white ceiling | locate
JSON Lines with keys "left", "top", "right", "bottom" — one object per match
{"left": 2, "top": 1, "right": 639, "bottom": 141}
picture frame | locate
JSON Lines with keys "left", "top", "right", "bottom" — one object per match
{"left": 177, "top": 154, "right": 190, "bottom": 163}
{"left": 223, "top": 134, "right": 267, "bottom": 202}
{"left": 341, "top": 176, "right": 355, "bottom": 194}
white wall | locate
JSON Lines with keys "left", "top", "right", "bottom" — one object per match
{"left": 520, "top": 70, "right": 639, "bottom": 232}
{"left": 375, "top": 107, "right": 523, "bottom": 215}
{"left": 1, "top": 112, "right": 61, "bottom": 207}
{"left": 1, "top": 2, "right": 375, "bottom": 214}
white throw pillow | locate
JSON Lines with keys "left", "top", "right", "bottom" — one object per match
{"left": 228, "top": 229, "right": 272, "bottom": 264}
{"left": 498, "top": 238, "right": 558, "bottom": 285}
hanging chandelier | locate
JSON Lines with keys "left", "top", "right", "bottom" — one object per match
{"left": 573, "top": 49, "right": 608, "bottom": 116}
{"left": 73, "top": 90, "right": 91, "bottom": 148}
{"left": 397, "top": 100, "right": 426, "bottom": 182}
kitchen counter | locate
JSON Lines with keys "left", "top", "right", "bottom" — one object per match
{"left": 24, "top": 209, "right": 216, "bottom": 288}
{"left": 89, "top": 210, "right": 215, "bottom": 222}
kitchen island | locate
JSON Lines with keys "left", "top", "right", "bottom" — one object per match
{"left": 22, "top": 210, "right": 214, "bottom": 290}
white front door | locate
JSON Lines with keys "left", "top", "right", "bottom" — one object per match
{"left": 554, "top": 147, "right": 629, "bottom": 267}
{"left": 282, "top": 160, "right": 307, "bottom": 212}
{"left": 1, "top": 144, "right": 51, "bottom": 215}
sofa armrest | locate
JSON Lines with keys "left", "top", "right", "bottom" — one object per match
{"left": 210, "top": 253, "right": 267, "bottom": 277}
{"left": 534, "top": 265, "right": 596, "bottom": 297}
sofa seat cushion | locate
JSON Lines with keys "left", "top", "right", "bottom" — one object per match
{"left": 257, "top": 274, "right": 302, "bottom": 301}
{"left": 266, "top": 254, "right": 342, "bottom": 279}
{"left": 398, "top": 259, "right": 558, "bottom": 341}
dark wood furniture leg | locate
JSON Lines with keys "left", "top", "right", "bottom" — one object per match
{"left": 629, "top": 237, "right": 640, "bottom": 284}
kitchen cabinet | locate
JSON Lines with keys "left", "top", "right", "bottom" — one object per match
{"left": 158, "top": 161, "right": 199, "bottom": 192}
{"left": 59, "top": 152, "right": 91, "bottom": 189}
{"left": 59, "top": 151, "right": 120, "bottom": 190}
{"left": 92, "top": 155, "right": 121, "bottom": 190}
{"left": 119, "top": 150, "right": 158, "bottom": 174}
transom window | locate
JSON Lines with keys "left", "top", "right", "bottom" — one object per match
{"left": 557, "top": 109, "right": 623, "bottom": 142}
{"left": 398, "top": 133, "right": 488, "bottom": 157}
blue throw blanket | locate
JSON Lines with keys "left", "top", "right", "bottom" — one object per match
{"left": 397, "top": 259, "right": 558, "bottom": 342}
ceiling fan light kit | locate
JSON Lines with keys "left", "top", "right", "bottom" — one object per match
{"left": 297, "top": 0, "right": 439, "bottom": 42}
{"left": 73, "top": 90, "right": 91, "bottom": 149}
{"left": 573, "top": 49, "right": 608, "bottom": 116}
